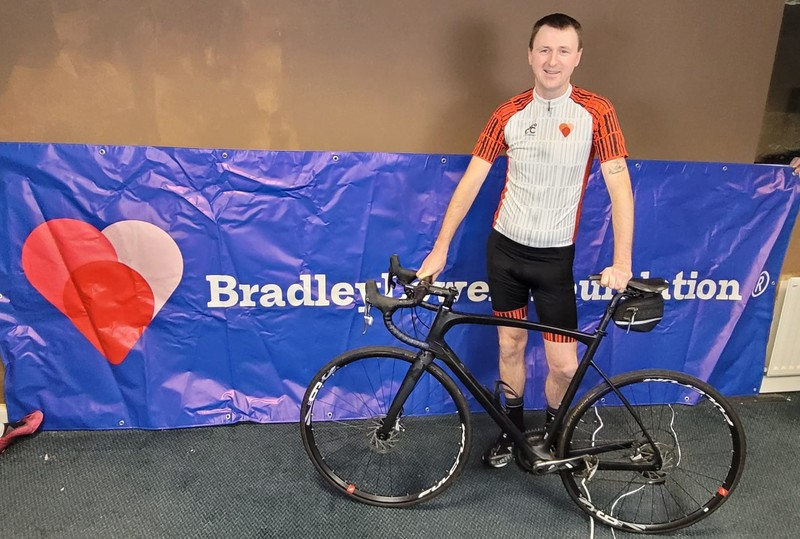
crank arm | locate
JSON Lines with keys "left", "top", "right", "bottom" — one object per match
{"left": 532, "top": 455, "right": 589, "bottom": 475}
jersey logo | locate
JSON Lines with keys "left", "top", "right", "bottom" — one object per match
{"left": 559, "top": 123, "right": 573, "bottom": 138}
{"left": 524, "top": 123, "right": 538, "bottom": 136}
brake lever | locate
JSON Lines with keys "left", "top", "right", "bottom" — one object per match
{"left": 362, "top": 302, "right": 374, "bottom": 334}
{"left": 387, "top": 255, "right": 399, "bottom": 291}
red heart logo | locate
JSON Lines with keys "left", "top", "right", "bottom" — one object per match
{"left": 559, "top": 123, "right": 573, "bottom": 137}
{"left": 21, "top": 219, "right": 182, "bottom": 364}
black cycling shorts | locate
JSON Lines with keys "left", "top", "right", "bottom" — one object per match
{"left": 486, "top": 229, "right": 577, "bottom": 342}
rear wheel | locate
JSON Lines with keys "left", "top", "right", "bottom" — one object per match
{"left": 300, "top": 346, "right": 471, "bottom": 507}
{"left": 558, "top": 369, "right": 745, "bottom": 533}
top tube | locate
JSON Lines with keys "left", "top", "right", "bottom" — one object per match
{"left": 364, "top": 255, "right": 668, "bottom": 350}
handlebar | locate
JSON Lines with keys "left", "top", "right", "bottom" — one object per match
{"left": 388, "top": 254, "right": 418, "bottom": 286}
{"left": 366, "top": 256, "right": 459, "bottom": 316}
{"left": 364, "top": 279, "right": 422, "bottom": 313}
{"left": 364, "top": 256, "right": 459, "bottom": 350}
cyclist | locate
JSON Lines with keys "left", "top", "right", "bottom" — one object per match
{"left": 417, "top": 13, "right": 634, "bottom": 467}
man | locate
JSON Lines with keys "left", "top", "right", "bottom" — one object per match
{"left": 417, "top": 13, "right": 634, "bottom": 468}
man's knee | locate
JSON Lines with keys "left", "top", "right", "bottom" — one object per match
{"left": 544, "top": 342, "right": 578, "bottom": 381}
{"left": 498, "top": 328, "right": 527, "bottom": 363}
{"left": 549, "top": 360, "right": 577, "bottom": 383}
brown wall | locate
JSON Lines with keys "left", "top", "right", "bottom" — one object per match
{"left": 0, "top": 0, "right": 786, "bottom": 161}
{"left": 759, "top": 4, "right": 800, "bottom": 277}
{"left": 783, "top": 220, "right": 800, "bottom": 277}
{"left": 0, "top": 0, "right": 794, "bottom": 408}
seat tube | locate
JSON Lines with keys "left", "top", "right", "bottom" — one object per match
{"left": 597, "top": 292, "right": 626, "bottom": 333}
{"left": 376, "top": 350, "right": 435, "bottom": 437}
{"left": 545, "top": 292, "right": 627, "bottom": 440}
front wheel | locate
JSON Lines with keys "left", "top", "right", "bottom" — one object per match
{"left": 558, "top": 369, "right": 746, "bottom": 534}
{"left": 300, "top": 346, "right": 472, "bottom": 507}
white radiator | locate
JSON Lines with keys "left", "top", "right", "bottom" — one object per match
{"left": 766, "top": 277, "right": 800, "bottom": 378}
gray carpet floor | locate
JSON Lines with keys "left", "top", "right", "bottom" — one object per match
{"left": 1, "top": 393, "right": 798, "bottom": 538}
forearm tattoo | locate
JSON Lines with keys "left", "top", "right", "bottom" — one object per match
{"left": 608, "top": 161, "right": 627, "bottom": 175}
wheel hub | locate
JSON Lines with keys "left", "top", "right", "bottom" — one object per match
{"left": 634, "top": 441, "right": 677, "bottom": 484}
{"left": 369, "top": 416, "right": 403, "bottom": 454}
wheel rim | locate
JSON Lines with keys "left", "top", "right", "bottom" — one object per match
{"left": 301, "top": 350, "right": 470, "bottom": 506}
{"left": 560, "top": 374, "right": 744, "bottom": 533}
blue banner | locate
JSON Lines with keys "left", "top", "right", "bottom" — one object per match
{"left": 0, "top": 143, "right": 797, "bottom": 429}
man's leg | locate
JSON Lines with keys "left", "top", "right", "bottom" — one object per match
{"left": 498, "top": 325, "right": 528, "bottom": 399}
{"left": 531, "top": 244, "right": 578, "bottom": 424}
{"left": 482, "top": 324, "right": 528, "bottom": 468}
{"left": 543, "top": 339, "right": 578, "bottom": 410}
{"left": 483, "top": 230, "right": 532, "bottom": 468}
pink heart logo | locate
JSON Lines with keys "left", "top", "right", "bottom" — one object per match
{"left": 21, "top": 219, "right": 183, "bottom": 364}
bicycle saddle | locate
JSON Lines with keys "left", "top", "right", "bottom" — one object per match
{"left": 626, "top": 278, "right": 669, "bottom": 294}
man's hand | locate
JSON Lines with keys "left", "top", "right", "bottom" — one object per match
{"left": 417, "top": 248, "right": 448, "bottom": 282}
{"left": 791, "top": 157, "right": 800, "bottom": 176}
{"left": 600, "top": 265, "right": 633, "bottom": 292}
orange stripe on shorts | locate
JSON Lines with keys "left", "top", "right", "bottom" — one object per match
{"left": 543, "top": 332, "right": 576, "bottom": 343}
{"left": 493, "top": 306, "right": 528, "bottom": 320}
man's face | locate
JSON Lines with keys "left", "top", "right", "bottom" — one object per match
{"left": 527, "top": 25, "right": 583, "bottom": 99}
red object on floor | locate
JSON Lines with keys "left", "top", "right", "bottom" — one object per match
{"left": 0, "top": 410, "right": 44, "bottom": 454}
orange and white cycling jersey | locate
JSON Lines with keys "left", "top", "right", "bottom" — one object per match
{"left": 473, "top": 85, "right": 627, "bottom": 248}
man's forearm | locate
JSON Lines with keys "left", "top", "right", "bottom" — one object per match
{"left": 610, "top": 196, "right": 633, "bottom": 270}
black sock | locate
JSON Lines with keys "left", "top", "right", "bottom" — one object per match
{"left": 546, "top": 406, "right": 557, "bottom": 425}
{"left": 505, "top": 396, "right": 525, "bottom": 431}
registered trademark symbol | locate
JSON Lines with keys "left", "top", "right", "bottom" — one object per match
{"left": 752, "top": 271, "right": 770, "bottom": 297}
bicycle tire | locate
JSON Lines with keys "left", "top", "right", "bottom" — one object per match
{"left": 300, "top": 346, "right": 472, "bottom": 507}
{"left": 557, "top": 369, "right": 745, "bottom": 534}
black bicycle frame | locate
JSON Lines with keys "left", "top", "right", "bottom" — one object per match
{"left": 379, "top": 290, "right": 663, "bottom": 471}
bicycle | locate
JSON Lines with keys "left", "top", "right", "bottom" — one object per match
{"left": 300, "top": 255, "right": 746, "bottom": 534}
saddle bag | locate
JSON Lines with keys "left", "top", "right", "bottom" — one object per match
{"left": 613, "top": 293, "right": 664, "bottom": 332}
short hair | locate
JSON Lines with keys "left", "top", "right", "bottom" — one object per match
{"left": 529, "top": 13, "right": 583, "bottom": 50}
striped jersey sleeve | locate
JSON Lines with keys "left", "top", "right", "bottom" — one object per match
{"left": 571, "top": 88, "right": 627, "bottom": 162}
{"left": 472, "top": 90, "right": 534, "bottom": 163}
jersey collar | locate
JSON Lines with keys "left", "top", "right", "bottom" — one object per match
{"left": 533, "top": 85, "right": 573, "bottom": 109}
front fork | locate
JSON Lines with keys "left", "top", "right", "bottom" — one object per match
{"left": 375, "top": 350, "right": 435, "bottom": 439}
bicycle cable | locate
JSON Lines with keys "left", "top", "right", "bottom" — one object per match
{"left": 412, "top": 305, "right": 431, "bottom": 333}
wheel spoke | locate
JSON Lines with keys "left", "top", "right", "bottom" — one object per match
{"left": 559, "top": 371, "right": 745, "bottom": 533}
{"left": 301, "top": 349, "right": 471, "bottom": 506}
